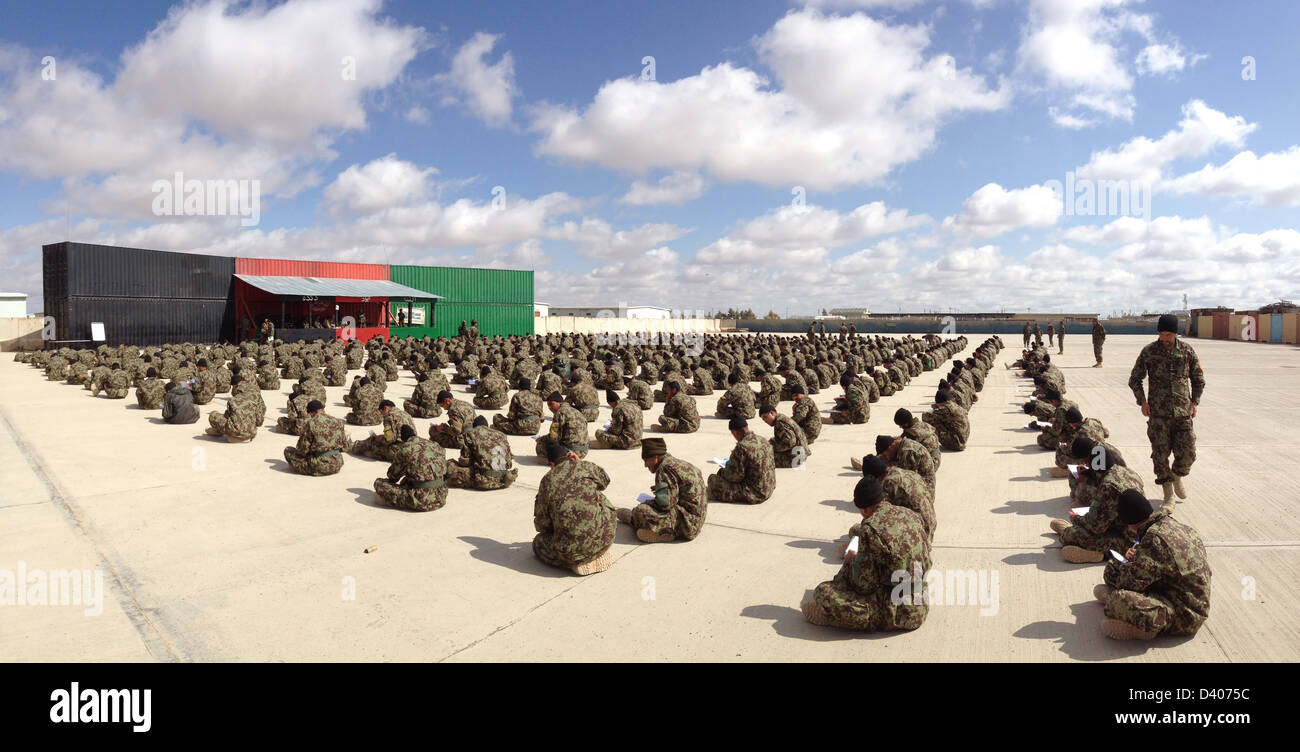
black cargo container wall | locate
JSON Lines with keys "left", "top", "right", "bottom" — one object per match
{"left": 43, "top": 242, "right": 236, "bottom": 345}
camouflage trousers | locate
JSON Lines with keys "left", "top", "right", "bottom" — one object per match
{"left": 1093, "top": 338, "right": 1104, "bottom": 363}
{"left": 429, "top": 426, "right": 465, "bottom": 450}
{"left": 1058, "top": 337, "right": 1064, "bottom": 354}
{"left": 374, "top": 478, "right": 446, "bottom": 511}
{"left": 472, "top": 395, "right": 508, "bottom": 410}
{"left": 1036, "top": 430, "right": 1062, "bottom": 451}
{"left": 492, "top": 414, "right": 541, "bottom": 435}
{"left": 830, "top": 407, "right": 868, "bottom": 424}
{"left": 1023, "top": 335, "right": 1031, "bottom": 349}
{"left": 533, "top": 534, "right": 612, "bottom": 569}
{"left": 1103, "top": 588, "right": 1204, "bottom": 636}
{"left": 103, "top": 388, "right": 128, "bottom": 399}
{"left": 284, "top": 447, "right": 343, "bottom": 476}
{"left": 207, "top": 412, "right": 255, "bottom": 442}
{"left": 346, "top": 410, "right": 382, "bottom": 426}
{"left": 706, "top": 472, "right": 768, "bottom": 504}
{"left": 814, "top": 573, "right": 925, "bottom": 631}
{"left": 714, "top": 402, "right": 756, "bottom": 420}
{"left": 446, "top": 465, "right": 517, "bottom": 490}
{"left": 404, "top": 400, "right": 443, "bottom": 418}
{"left": 656, "top": 416, "right": 697, "bottom": 433}
{"left": 1147, "top": 416, "right": 1196, "bottom": 485}
{"left": 350, "top": 435, "right": 397, "bottom": 462}
{"left": 774, "top": 446, "right": 809, "bottom": 468}
{"left": 935, "top": 429, "right": 966, "bottom": 451}
{"left": 629, "top": 502, "right": 697, "bottom": 541}
{"left": 275, "top": 417, "right": 301, "bottom": 435}
{"left": 535, "top": 439, "right": 589, "bottom": 460}
{"left": 1059, "top": 522, "right": 1133, "bottom": 554}
{"left": 593, "top": 429, "right": 639, "bottom": 449}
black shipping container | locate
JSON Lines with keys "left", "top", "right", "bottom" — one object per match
{"left": 43, "top": 242, "right": 235, "bottom": 299}
{"left": 60, "top": 296, "right": 235, "bottom": 346}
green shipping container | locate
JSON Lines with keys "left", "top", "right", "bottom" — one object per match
{"left": 389, "top": 265, "right": 533, "bottom": 305}
{"left": 388, "top": 301, "right": 532, "bottom": 338}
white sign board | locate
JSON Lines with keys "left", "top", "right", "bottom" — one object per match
{"left": 90, "top": 322, "right": 106, "bottom": 341}
{"left": 407, "top": 307, "right": 425, "bottom": 325}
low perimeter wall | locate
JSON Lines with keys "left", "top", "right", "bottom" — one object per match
{"left": 0, "top": 317, "right": 43, "bottom": 351}
{"left": 535, "top": 316, "right": 722, "bottom": 336}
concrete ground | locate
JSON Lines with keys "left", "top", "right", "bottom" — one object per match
{"left": 2, "top": 334, "right": 1297, "bottom": 662}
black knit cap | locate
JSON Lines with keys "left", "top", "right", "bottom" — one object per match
{"left": 1157, "top": 314, "right": 1179, "bottom": 333}
{"left": 605, "top": 389, "right": 619, "bottom": 403}
{"left": 728, "top": 416, "right": 747, "bottom": 431}
{"left": 860, "top": 455, "right": 887, "bottom": 478}
{"left": 473, "top": 416, "right": 488, "bottom": 427}
{"left": 893, "top": 408, "right": 912, "bottom": 427}
{"left": 853, "top": 477, "right": 885, "bottom": 509}
{"left": 437, "top": 390, "right": 453, "bottom": 402}
{"left": 759, "top": 404, "right": 776, "bottom": 415}
{"left": 306, "top": 400, "right": 324, "bottom": 413}
{"left": 875, "top": 435, "right": 894, "bottom": 455}
{"left": 546, "top": 438, "right": 570, "bottom": 464}
{"left": 1044, "top": 387, "right": 1061, "bottom": 402}
{"left": 935, "top": 390, "right": 951, "bottom": 403}
{"left": 1117, "top": 489, "right": 1153, "bottom": 524}
{"left": 1065, "top": 406, "right": 1083, "bottom": 423}
{"left": 546, "top": 391, "right": 563, "bottom": 403}
{"left": 1070, "top": 436, "right": 1096, "bottom": 461}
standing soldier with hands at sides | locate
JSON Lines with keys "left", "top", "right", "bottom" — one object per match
{"left": 1129, "top": 314, "right": 1205, "bottom": 506}
{"left": 1092, "top": 318, "right": 1106, "bottom": 367}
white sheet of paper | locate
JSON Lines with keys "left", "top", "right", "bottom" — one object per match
{"left": 602, "top": 422, "right": 611, "bottom": 431}
{"left": 846, "top": 536, "right": 860, "bottom": 556}
{"left": 709, "top": 457, "right": 728, "bottom": 467}
{"left": 1068, "top": 465, "right": 1081, "bottom": 478}
{"left": 1110, "top": 549, "right": 1127, "bottom": 563}
{"left": 1071, "top": 506, "right": 1091, "bottom": 516}
{"left": 1035, "top": 420, "right": 1052, "bottom": 428}
{"left": 636, "top": 492, "right": 654, "bottom": 503}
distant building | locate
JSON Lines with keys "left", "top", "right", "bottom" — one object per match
{"left": 534, "top": 302, "right": 550, "bottom": 317}
{"left": 829, "top": 308, "right": 870, "bottom": 317}
{"left": 548, "top": 305, "right": 672, "bottom": 320}
{"left": 0, "top": 292, "right": 28, "bottom": 318}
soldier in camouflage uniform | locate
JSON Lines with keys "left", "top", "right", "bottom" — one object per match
{"left": 856, "top": 455, "right": 935, "bottom": 540}
{"left": 761, "top": 404, "right": 810, "bottom": 468}
{"left": 616, "top": 438, "right": 707, "bottom": 543}
{"left": 404, "top": 372, "right": 446, "bottom": 418}
{"left": 191, "top": 360, "right": 218, "bottom": 405}
{"left": 256, "top": 359, "right": 280, "bottom": 390}
{"left": 1092, "top": 318, "right": 1106, "bottom": 367}
{"left": 101, "top": 364, "right": 131, "bottom": 399}
{"left": 349, "top": 400, "right": 415, "bottom": 462}
{"left": 830, "top": 372, "right": 869, "bottom": 424}
{"left": 1050, "top": 448, "right": 1143, "bottom": 563}
{"left": 372, "top": 425, "right": 449, "bottom": 511}
{"left": 593, "top": 389, "right": 641, "bottom": 449}
{"left": 1129, "top": 314, "right": 1205, "bottom": 504}
{"left": 429, "top": 391, "right": 477, "bottom": 450}
{"left": 493, "top": 378, "right": 545, "bottom": 435}
{"left": 1096, "top": 491, "right": 1211, "bottom": 639}
{"left": 448, "top": 417, "right": 518, "bottom": 490}
{"left": 284, "top": 401, "right": 348, "bottom": 475}
{"left": 1050, "top": 407, "right": 1112, "bottom": 474}
{"left": 754, "top": 368, "right": 782, "bottom": 408}
{"left": 715, "top": 371, "right": 757, "bottom": 419}
{"left": 1033, "top": 387, "right": 1077, "bottom": 451}
{"left": 802, "top": 478, "right": 931, "bottom": 631}
{"left": 536, "top": 392, "right": 590, "bottom": 459}
{"left": 922, "top": 390, "right": 968, "bottom": 451}
{"left": 878, "top": 433, "right": 936, "bottom": 495}
{"left": 346, "top": 377, "right": 385, "bottom": 426}
{"left": 323, "top": 354, "right": 348, "bottom": 387}
{"left": 625, "top": 373, "right": 655, "bottom": 410}
{"left": 653, "top": 381, "right": 700, "bottom": 433}
{"left": 705, "top": 417, "right": 776, "bottom": 504}
{"left": 565, "top": 372, "right": 602, "bottom": 422}
{"left": 65, "top": 359, "right": 89, "bottom": 385}
{"left": 136, "top": 368, "right": 166, "bottom": 409}
{"left": 894, "top": 408, "right": 940, "bottom": 469}
{"left": 777, "top": 364, "right": 808, "bottom": 402}
{"left": 205, "top": 377, "right": 261, "bottom": 442}
{"left": 472, "top": 366, "right": 510, "bottom": 410}
{"left": 533, "top": 439, "right": 618, "bottom": 575}
{"left": 276, "top": 382, "right": 314, "bottom": 435}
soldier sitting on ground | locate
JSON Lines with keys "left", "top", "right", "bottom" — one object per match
{"left": 447, "top": 417, "right": 518, "bottom": 490}
{"left": 284, "top": 400, "right": 347, "bottom": 476}
{"left": 615, "top": 438, "right": 707, "bottom": 544}
{"left": 493, "top": 378, "right": 545, "bottom": 435}
{"left": 705, "top": 417, "right": 776, "bottom": 504}
{"left": 593, "top": 389, "right": 641, "bottom": 449}
{"left": 533, "top": 439, "right": 618, "bottom": 575}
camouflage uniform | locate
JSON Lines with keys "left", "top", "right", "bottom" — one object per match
{"left": 900, "top": 417, "right": 941, "bottom": 469}
{"left": 756, "top": 374, "right": 783, "bottom": 408}
{"left": 190, "top": 369, "right": 218, "bottom": 405}
{"left": 791, "top": 397, "right": 821, "bottom": 443}
{"left": 565, "top": 381, "right": 602, "bottom": 422}
{"left": 1092, "top": 321, "right": 1106, "bottom": 363}
{"left": 207, "top": 392, "right": 261, "bottom": 441}
{"left": 1129, "top": 339, "right": 1205, "bottom": 485}
{"left": 257, "top": 362, "right": 280, "bottom": 390}
{"left": 135, "top": 378, "right": 166, "bottom": 409}
{"left": 831, "top": 380, "right": 869, "bottom": 424}
{"left": 533, "top": 458, "right": 618, "bottom": 567}
{"left": 1102, "top": 510, "right": 1211, "bottom": 635}
{"left": 706, "top": 431, "right": 777, "bottom": 504}
{"left": 493, "top": 390, "right": 544, "bottom": 435}
{"left": 657, "top": 392, "right": 700, "bottom": 433}
{"left": 880, "top": 466, "right": 936, "bottom": 539}
{"left": 430, "top": 398, "right": 477, "bottom": 450}
{"left": 894, "top": 438, "right": 936, "bottom": 494}
{"left": 715, "top": 381, "right": 757, "bottom": 419}
{"left": 276, "top": 391, "right": 313, "bottom": 435}
{"left": 404, "top": 376, "right": 446, "bottom": 418}
{"left": 1035, "top": 399, "right": 1078, "bottom": 450}
{"left": 447, "top": 425, "right": 518, "bottom": 490}
{"left": 814, "top": 503, "right": 930, "bottom": 631}
{"left": 472, "top": 373, "right": 511, "bottom": 410}
{"left": 1059, "top": 465, "right": 1144, "bottom": 553}
{"left": 285, "top": 411, "right": 348, "bottom": 475}
{"left": 323, "top": 356, "right": 348, "bottom": 387}
{"left": 630, "top": 455, "right": 707, "bottom": 541}
{"left": 594, "top": 399, "right": 642, "bottom": 449}
{"left": 628, "top": 378, "right": 657, "bottom": 410}
{"left": 779, "top": 371, "right": 809, "bottom": 402}
{"left": 535, "top": 403, "right": 590, "bottom": 459}
{"left": 103, "top": 370, "right": 131, "bottom": 399}
{"left": 374, "top": 437, "right": 449, "bottom": 512}
{"left": 1055, "top": 417, "right": 1108, "bottom": 469}
{"left": 923, "top": 401, "right": 969, "bottom": 451}
{"left": 65, "top": 361, "right": 89, "bottom": 385}
{"left": 770, "top": 413, "right": 811, "bottom": 468}
{"left": 346, "top": 383, "right": 384, "bottom": 425}
{"left": 350, "top": 408, "right": 415, "bottom": 462}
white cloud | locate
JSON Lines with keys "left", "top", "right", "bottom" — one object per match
{"left": 546, "top": 218, "right": 692, "bottom": 259}
{"left": 1076, "top": 99, "right": 1255, "bottom": 183}
{"left": 800, "top": 0, "right": 927, "bottom": 8}
{"left": 620, "top": 171, "right": 707, "bottom": 206}
{"left": 1062, "top": 215, "right": 1150, "bottom": 244}
{"left": 1164, "top": 147, "right": 1300, "bottom": 207}
{"left": 324, "top": 155, "right": 438, "bottom": 216}
{"left": 405, "top": 106, "right": 432, "bottom": 125}
{"left": 943, "top": 182, "right": 1062, "bottom": 238}
{"left": 731, "top": 201, "right": 929, "bottom": 248}
{"left": 531, "top": 9, "right": 1008, "bottom": 190}
{"left": 1135, "top": 43, "right": 1194, "bottom": 76}
{"left": 434, "top": 31, "right": 518, "bottom": 128}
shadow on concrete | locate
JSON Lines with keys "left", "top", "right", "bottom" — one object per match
{"left": 992, "top": 498, "right": 1071, "bottom": 517}
{"left": 1012, "top": 601, "right": 1182, "bottom": 661}
{"left": 347, "top": 487, "right": 382, "bottom": 508}
{"left": 1010, "top": 474, "right": 1056, "bottom": 483}
{"left": 819, "top": 498, "right": 856, "bottom": 513}
{"left": 740, "top": 603, "right": 897, "bottom": 642}
{"left": 263, "top": 457, "right": 291, "bottom": 473}
{"left": 995, "top": 447, "right": 1046, "bottom": 456}
{"left": 458, "top": 536, "right": 569, "bottom": 578}
{"left": 1001, "top": 550, "right": 1084, "bottom": 573}
{"left": 787, "top": 537, "right": 845, "bottom": 565}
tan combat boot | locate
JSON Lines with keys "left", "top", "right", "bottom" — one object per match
{"left": 801, "top": 600, "right": 831, "bottom": 626}
{"left": 1101, "top": 618, "right": 1158, "bottom": 640}
{"left": 850, "top": 456, "right": 863, "bottom": 471}
{"left": 571, "top": 548, "right": 614, "bottom": 576}
{"left": 1162, "top": 482, "right": 1175, "bottom": 505}
{"left": 1050, "top": 519, "right": 1071, "bottom": 535}
{"left": 636, "top": 528, "right": 675, "bottom": 544}
{"left": 1093, "top": 584, "right": 1113, "bottom": 602}
{"left": 1062, "top": 545, "right": 1104, "bottom": 563}
{"left": 1173, "top": 476, "right": 1187, "bottom": 499}
{"left": 616, "top": 507, "right": 634, "bottom": 525}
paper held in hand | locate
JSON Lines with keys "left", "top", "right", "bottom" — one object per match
{"left": 846, "top": 536, "right": 860, "bottom": 556}
{"left": 1110, "top": 549, "right": 1128, "bottom": 563}
{"left": 636, "top": 492, "right": 654, "bottom": 503}
{"left": 1071, "top": 506, "right": 1090, "bottom": 516}
{"left": 1035, "top": 420, "right": 1053, "bottom": 428}
{"left": 709, "top": 457, "right": 728, "bottom": 467}
{"left": 1068, "top": 465, "right": 1081, "bottom": 478}
{"left": 602, "top": 422, "right": 612, "bottom": 431}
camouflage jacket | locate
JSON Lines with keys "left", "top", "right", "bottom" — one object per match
{"left": 380, "top": 408, "right": 415, "bottom": 444}
{"left": 409, "top": 378, "right": 442, "bottom": 408}
{"left": 901, "top": 419, "right": 941, "bottom": 467}
{"left": 506, "top": 390, "right": 545, "bottom": 421}
{"left": 792, "top": 397, "right": 820, "bottom": 442}
{"left": 651, "top": 455, "right": 708, "bottom": 540}
{"left": 458, "top": 425, "right": 514, "bottom": 475}
{"left": 565, "top": 381, "right": 602, "bottom": 413}
{"left": 535, "top": 458, "right": 617, "bottom": 561}
{"left": 881, "top": 467, "right": 935, "bottom": 537}
{"left": 838, "top": 502, "right": 930, "bottom": 628}
{"left": 757, "top": 374, "right": 783, "bottom": 406}
{"left": 606, "top": 400, "right": 642, "bottom": 443}
{"left": 548, "top": 403, "right": 590, "bottom": 448}
{"left": 837, "top": 380, "right": 870, "bottom": 421}
{"left": 444, "top": 398, "right": 477, "bottom": 432}
{"left": 720, "top": 431, "right": 776, "bottom": 501}
{"left": 1128, "top": 339, "right": 1205, "bottom": 418}
{"left": 923, "top": 401, "right": 969, "bottom": 442}
{"left": 770, "top": 413, "right": 809, "bottom": 457}
{"left": 717, "top": 381, "right": 756, "bottom": 418}
{"left": 193, "top": 369, "right": 219, "bottom": 403}
{"left": 136, "top": 378, "right": 166, "bottom": 409}
{"left": 297, "top": 412, "right": 349, "bottom": 455}
{"left": 660, "top": 392, "right": 700, "bottom": 432}
{"left": 894, "top": 438, "right": 936, "bottom": 486}
{"left": 1103, "top": 510, "right": 1211, "bottom": 630}
{"left": 387, "top": 436, "right": 448, "bottom": 485}
{"left": 1076, "top": 465, "right": 1144, "bottom": 537}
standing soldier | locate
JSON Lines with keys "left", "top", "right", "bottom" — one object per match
{"left": 284, "top": 401, "right": 347, "bottom": 475}
{"left": 1092, "top": 318, "right": 1106, "bottom": 367}
{"left": 447, "top": 417, "right": 518, "bottom": 490}
{"left": 373, "top": 426, "right": 449, "bottom": 512}
{"left": 1129, "top": 314, "right": 1205, "bottom": 505}
{"left": 616, "top": 438, "right": 707, "bottom": 543}
{"left": 1057, "top": 319, "right": 1066, "bottom": 354}
{"left": 533, "top": 439, "right": 618, "bottom": 575}
{"left": 705, "top": 417, "right": 776, "bottom": 504}
{"left": 1022, "top": 321, "right": 1031, "bottom": 349}
{"left": 593, "top": 389, "right": 642, "bottom": 449}
{"left": 1046, "top": 323, "right": 1055, "bottom": 348}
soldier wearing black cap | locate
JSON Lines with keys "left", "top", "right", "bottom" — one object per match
{"left": 894, "top": 407, "right": 940, "bottom": 468}
{"left": 349, "top": 399, "right": 414, "bottom": 461}
{"left": 284, "top": 400, "right": 348, "bottom": 475}
{"left": 760, "top": 403, "right": 810, "bottom": 468}
{"left": 706, "top": 417, "right": 776, "bottom": 504}
{"left": 1032, "top": 386, "right": 1077, "bottom": 450}
{"left": 594, "top": 388, "right": 641, "bottom": 449}
{"left": 493, "top": 377, "right": 545, "bottom": 435}
{"left": 536, "top": 391, "right": 590, "bottom": 460}
{"left": 1095, "top": 490, "right": 1211, "bottom": 640}
{"left": 802, "top": 477, "right": 931, "bottom": 631}
{"left": 616, "top": 438, "right": 706, "bottom": 543}
{"left": 429, "top": 390, "right": 477, "bottom": 450}
{"left": 829, "top": 371, "right": 870, "bottom": 424}
{"left": 1050, "top": 406, "right": 1116, "bottom": 476}
{"left": 1050, "top": 442, "right": 1144, "bottom": 563}
{"left": 1129, "top": 313, "right": 1205, "bottom": 505}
